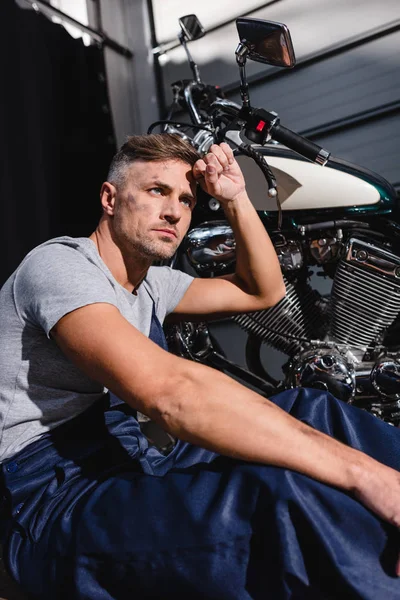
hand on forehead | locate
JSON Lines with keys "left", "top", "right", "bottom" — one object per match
{"left": 192, "top": 143, "right": 235, "bottom": 178}
{"left": 191, "top": 142, "right": 245, "bottom": 203}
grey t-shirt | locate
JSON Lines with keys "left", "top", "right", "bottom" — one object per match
{"left": 0, "top": 236, "right": 193, "bottom": 462}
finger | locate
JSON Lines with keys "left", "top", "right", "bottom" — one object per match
{"left": 208, "top": 144, "right": 230, "bottom": 171}
{"left": 219, "top": 142, "right": 235, "bottom": 165}
{"left": 204, "top": 152, "right": 224, "bottom": 174}
{"left": 192, "top": 159, "right": 207, "bottom": 180}
{"left": 204, "top": 163, "right": 219, "bottom": 185}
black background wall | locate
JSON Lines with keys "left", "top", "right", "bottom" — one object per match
{"left": 0, "top": 0, "right": 116, "bottom": 285}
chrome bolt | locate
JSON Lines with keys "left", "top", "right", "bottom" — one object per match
{"left": 356, "top": 250, "right": 368, "bottom": 262}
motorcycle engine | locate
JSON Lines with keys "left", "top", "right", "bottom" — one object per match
{"left": 184, "top": 223, "right": 400, "bottom": 422}
{"left": 237, "top": 234, "right": 400, "bottom": 420}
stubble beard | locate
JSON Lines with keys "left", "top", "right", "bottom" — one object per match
{"left": 117, "top": 228, "right": 180, "bottom": 262}
{"left": 113, "top": 208, "right": 182, "bottom": 262}
{"left": 132, "top": 236, "right": 179, "bottom": 261}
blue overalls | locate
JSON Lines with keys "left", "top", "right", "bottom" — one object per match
{"left": 1, "top": 307, "right": 400, "bottom": 599}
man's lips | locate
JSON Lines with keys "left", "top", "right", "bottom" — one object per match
{"left": 153, "top": 228, "right": 178, "bottom": 238}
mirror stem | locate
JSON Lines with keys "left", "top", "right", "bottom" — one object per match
{"left": 236, "top": 42, "right": 251, "bottom": 108}
{"left": 179, "top": 34, "right": 202, "bottom": 84}
{"left": 238, "top": 63, "right": 250, "bottom": 108}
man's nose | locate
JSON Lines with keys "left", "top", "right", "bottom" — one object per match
{"left": 161, "top": 196, "right": 182, "bottom": 223}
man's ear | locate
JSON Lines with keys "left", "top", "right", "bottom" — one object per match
{"left": 100, "top": 182, "right": 117, "bottom": 215}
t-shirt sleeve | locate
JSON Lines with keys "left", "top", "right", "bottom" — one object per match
{"left": 146, "top": 266, "right": 194, "bottom": 319}
{"left": 13, "top": 244, "right": 119, "bottom": 337}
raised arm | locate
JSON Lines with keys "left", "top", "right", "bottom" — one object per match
{"left": 52, "top": 301, "right": 400, "bottom": 571}
{"left": 170, "top": 143, "right": 286, "bottom": 320}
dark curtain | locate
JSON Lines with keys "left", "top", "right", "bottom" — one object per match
{"left": 0, "top": 0, "right": 116, "bottom": 285}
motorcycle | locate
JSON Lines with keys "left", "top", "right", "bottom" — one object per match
{"left": 149, "top": 15, "right": 400, "bottom": 426}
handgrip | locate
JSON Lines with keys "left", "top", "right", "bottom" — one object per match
{"left": 270, "top": 123, "right": 330, "bottom": 165}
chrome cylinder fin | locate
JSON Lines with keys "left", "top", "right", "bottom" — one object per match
{"left": 233, "top": 276, "right": 325, "bottom": 355}
{"left": 329, "top": 242, "right": 400, "bottom": 346}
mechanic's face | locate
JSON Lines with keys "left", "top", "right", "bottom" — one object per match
{"left": 107, "top": 159, "right": 197, "bottom": 261}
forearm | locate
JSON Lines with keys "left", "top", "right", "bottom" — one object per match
{"left": 154, "top": 359, "right": 376, "bottom": 494}
{"left": 223, "top": 192, "right": 285, "bottom": 306}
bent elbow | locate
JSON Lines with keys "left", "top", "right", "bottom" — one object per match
{"left": 276, "top": 282, "right": 287, "bottom": 304}
{"left": 262, "top": 281, "right": 286, "bottom": 309}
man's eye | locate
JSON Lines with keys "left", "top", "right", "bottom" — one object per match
{"left": 180, "top": 198, "right": 192, "bottom": 208}
{"left": 150, "top": 187, "right": 163, "bottom": 195}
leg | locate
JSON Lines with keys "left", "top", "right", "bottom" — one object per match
{"left": 5, "top": 388, "right": 400, "bottom": 599}
{"left": 7, "top": 454, "right": 400, "bottom": 599}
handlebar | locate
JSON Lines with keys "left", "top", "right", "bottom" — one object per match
{"left": 241, "top": 107, "right": 330, "bottom": 166}
{"left": 184, "top": 81, "right": 204, "bottom": 126}
{"left": 177, "top": 83, "right": 331, "bottom": 167}
{"left": 270, "top": 123, "right": 330, "bottom": 165}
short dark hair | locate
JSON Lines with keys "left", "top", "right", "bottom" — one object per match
{"left": 107, "top": 133, "right": 201, "bottom": 188}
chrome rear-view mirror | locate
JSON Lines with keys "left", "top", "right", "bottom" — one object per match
{"left": 236, "top": 17, "right": 295, "bottom": 68}
{"left": 179, "top": 15, "right": 205, "bottom": 42}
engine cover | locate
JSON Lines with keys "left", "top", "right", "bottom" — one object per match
{"left": 371, "top": 358, "right": 400, "bottom": 401}
{"left": 286, "top": 348, "right": 356, "bottom": 402}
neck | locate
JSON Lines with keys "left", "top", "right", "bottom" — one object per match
{"left": 89, "top": 223, "right": 151, "bottom": 294}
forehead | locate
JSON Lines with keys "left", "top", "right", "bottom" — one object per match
{"left": 127, "top": 159, "right": 195, "bottom": 189}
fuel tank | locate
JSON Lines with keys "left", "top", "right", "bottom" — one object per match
{"left": 235, "top": 144, "right": 397, "bottom": 216}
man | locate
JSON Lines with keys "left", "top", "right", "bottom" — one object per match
{"left": 0, "top": 133, "right": 400, "bottom": 599}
